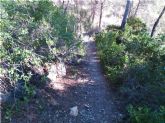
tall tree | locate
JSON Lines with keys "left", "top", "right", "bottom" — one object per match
{"left": 121, "top": 0, "right": 132, "bottom": 30}
{"left": 128, "top": 0, "right": 134, "bottom": 17}
{"left": 64, "top": 0, "right": 69, "bottom": 14}
{"left": 99, "top": 0, "right": 105, "bottom": 29}
{"left": 151, "top": 6, "right": 165, "bottom": 37}
{"left": 91, "top": 0, "right": 97, "bottom": 23}
{"left": 133, "top": 0, "right": 140, "bottom": 17}
{"left": 62, "top": 0, "right": 65, "bottom": 8}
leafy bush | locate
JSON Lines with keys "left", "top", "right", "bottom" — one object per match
{"left": 0, "top": 0, "right": 84, "bottom": 121}
{"left": 127, "top": 17, "right": 147, "bottom": 34}
{"left": 95, "top": 17, "right": 165, "bottom": 121}
{"left": 96, "top": 32, "right": 125, "bottom": 84}
{"left": 0, "top": 0, "right": 82, "bottom": 83}
{"left": 128, "top": 105, "right": 165, "bottom": 123}
{"left": 106, "top": 25, "right": 121, "bottom": 31}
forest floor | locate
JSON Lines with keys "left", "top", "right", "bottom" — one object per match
{"left": 2, "top": 36, "right": 124, "bottom": 123}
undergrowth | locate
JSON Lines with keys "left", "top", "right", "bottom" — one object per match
{"left": 0, "top": 0, "right": 84, "bottom": 121}
{"left": 95, "top": 17, "right": 165, "bottom": 123}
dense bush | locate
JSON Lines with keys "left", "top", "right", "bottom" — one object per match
{"left": 95, "top": 31, "right": 125, "bottom": 85}
{"left": 128, "top": 105, "right": 165, "bottom": 123}
{"left": 95, "top": 17, "right": 165, "bottom": 122}
{"left": 0, "top": 0, "right": 82, "bottom": 83}
{"left": 0, "top": 0, "right": 84, "bottom": 120}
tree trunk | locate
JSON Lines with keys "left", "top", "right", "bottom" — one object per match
{"left": 99, "top": 2, "right": 103, "bottom": 29}
{"left": 64, "top": 0, "right": 69, "bottom": 14}
{"left": 62, "top": 0, "right": 65, "bottom": 8}
{"left": 133, "top": 0, "right": 140, "bottom": 17}
{"left": 151, "top": 6, "right": 165, "bottom": 37}
{"left": 128, "top": 0, "right": 134, "bottom": 17}
{"left": 121, "top": 0, "right": 132, "bottom": 30}
{"left": 91, "top": 0, "right": 97, "bottom": 23}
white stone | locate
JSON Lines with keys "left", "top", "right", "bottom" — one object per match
{"left": 56, "top": 62, "right": 66, "bottom": 77}
{"left": 47, "top": 62, "right": 66, "bottom": 81}
{"left": 47, "top": 64, "right": 57, "bottom": 82}
{"left": 70, "top": 106, "right": 78, "bottom": 116}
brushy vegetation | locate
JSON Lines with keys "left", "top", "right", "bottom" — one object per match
{"left": 0, "top": 0, "right": 83, "bottom": 121}
{"left": 95, "top": 17, "right": 165, "bottom": 123}
{"left": 128, "top": 105, "right": 165, "bottom": 123}
{"left": 0, "top": 0, "right": 164, "bottom": 122}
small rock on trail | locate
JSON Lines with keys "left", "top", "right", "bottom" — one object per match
{"left": 70, "top": 106, "right": 78, "bottom": 117}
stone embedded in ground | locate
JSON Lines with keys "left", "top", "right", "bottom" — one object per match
{"left": 49, "top": 97, "right": 58, "bottom": 106}
{"left": 56, "top": 62, "right": 66, "bottom": 77}
{"left": 70, "top": 106, "right": 78, "bottom": 116}
{"left": 33, "top": 66, "right": 45, "bottom": 75}
{"left": 84, "top": 104, "right": 90, "bottom": 108}
{"left": 0, "top": 92, "right": 11, "bottom": 103}
{"left": 47, "top": 64, "right": 57, "bottom": 82}
{"left": 47, "top": 62, "right": 66, "bottom": 82}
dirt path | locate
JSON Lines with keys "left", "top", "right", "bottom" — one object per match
{"left": 3, "top": 36, "right": 122, "bottom": 123}
{"left": 71, "top": 36, "right": 123, "bottom": 123}
{"left": 43, "top": 36, "right": 122, "bottom": 123}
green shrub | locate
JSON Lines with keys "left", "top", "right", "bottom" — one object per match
{"left": 128, "top": 105, "right": 165, "bottom": 123}
{"left": 95, "top": 31, "right": 126, "bottom": 83}
{"left": 127, "top": 17, "right": 147, "bottom": 34}
{"left": 0, "top": 1, "right": 84, "bottom": 121}
{"left": 95, "top": 17, "right": 165, "bottom": 110}
{"left": 106, "top": 24, "right": 121, "bottom": 31}
{"left": 0, "top": 0, "right": 81, "bottom": 84}
{"left": 1, "top": 0, "right": 80, "bottom": 60}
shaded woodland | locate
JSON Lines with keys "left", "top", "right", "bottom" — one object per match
{"left": 0, "top": 0, "right": 165, "bottom": 123}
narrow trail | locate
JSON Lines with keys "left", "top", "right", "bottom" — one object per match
{"left": 47, "top": 36, "right": 122, "bottom": 122}
{"left": 9, "top": 36, "right": 122, "bottom": 123}
{"left": 71, "top": 36, "right": 122, "bottom": 123}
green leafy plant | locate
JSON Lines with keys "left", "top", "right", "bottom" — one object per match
{"left": 128, "top": 105, "right": 165, "bottom": 123}
{"left": 95, "top": 17, "right": 165, "bottom": 122}
{"left": 0, "top": 1, "right": 84, "bottom": 122}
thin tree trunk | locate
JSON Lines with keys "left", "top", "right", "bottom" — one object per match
{"left": 64, "top": 0, "right": 69, "bottom": 14}
{"left": 99, "top": 2, "right": 103, "bottom": 29}
{"left": 62, "top": 0, "right": 65, "bottom": 8}
{"left": 128, "top": 0, "right": 134, "bottom": 17}
{"left": 91, "top": 0, "right": 97, "bottom": 23}
{"left": 151, "top": 6, "right": 165, "bottom": 37}
{"left": 121, "top": 0, "right": 132, "bottom": 30}
{"left": 133, "top": 0, "right": 140, "bottom": 17}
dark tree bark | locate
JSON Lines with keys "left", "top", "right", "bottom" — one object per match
{"left": 121, "top": 0, "right": 132, "bottom": 30}
{"left": 62, "top": 0, "right": 65, "bottom": 8}
{"left": 128, "top": 0, "right": 134, "bottom": 17}
{"left": 64, "top": 0, "right": 69, "bottom": 14}
{"left": 99, "top": 1, "right": 104, "bottom": 29}
{"left": 133, "top": 0, "right": 140, "bottom": 17}
{"left": 151, "top": 6, "right": 165, "bottom": 37}
{"left": 91, "top": 0, "right": 97, "bottom": 23}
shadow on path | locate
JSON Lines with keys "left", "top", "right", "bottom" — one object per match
{"left": 2, "top": 36, "right": 123, "bottom": 123}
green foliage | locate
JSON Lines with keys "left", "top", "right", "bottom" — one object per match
{"left": 128, "top": 105, "right": 165, "bottom": 123}
{"left": 0, "top": 1, "right": 83, "bottom": 121}
{"left": 0, "top": 0, "right": 80, "bottom": 84}
{"left": 1, "top": 0, "right": 79, "bottom": 60}
{"left": 106, "top": 25, "right": 121, "bottom": 31}
{"left": 95, "top": 17, "right": 165, "bottom": 115}
{"left": 127, "top": 17, "right": 147, "bottom": 34}
{"left": 96, "top": 32, "right": 125, "bottom": 83}
{"left": 95, "top": 31, "right": 125, "bottom": 83}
